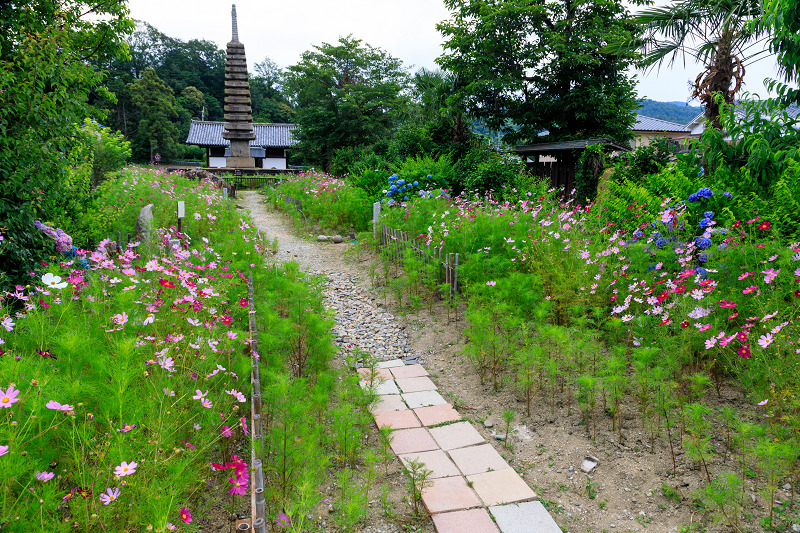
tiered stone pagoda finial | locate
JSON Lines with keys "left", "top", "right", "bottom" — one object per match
{"left": 222, "top": 3, "right": 256, "bottom": 168}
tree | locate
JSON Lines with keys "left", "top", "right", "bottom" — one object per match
{"left": 0, "top": 1, "right": 132, "bottom": 290}
{"left": 284, "top": 36, "right": 409, "bottom": 171}
{"left": 128, "top": 68, "right": 180, "bottom": 161}
{"left": 764, "top": 0, "right": 800, "bottom": 106}
{"left": 607, "top": 0, "right": 768, "bottom": 127}
{"left": 250, "top": 57, "right": 295, "bottom": 123}
{"left": 437, "top": 0, "right": 642, "bottom": 147}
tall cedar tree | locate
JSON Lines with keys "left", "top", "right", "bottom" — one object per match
{"left": 128, "top": 68, "right": 181, "bottom": 161}
{"left": 284, "top": 36, "right": 409, "bottom": 172}
{"left": 436, "top": 0, "right": 642, "bottom": 147}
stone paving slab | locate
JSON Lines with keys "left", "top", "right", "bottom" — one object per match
{"left": 429, "top": 421, "right": 485, "bottom": 451}
{"left": 357, "top": 367, "right": 393, "bottom": 380}
{"left": 364, "top": 379, "right": 399, "bottom": 395}
{"left": 370, "top": 394, "right": 407, "bottom": 413}
{"left": 467, "top": 469, "right": 536, "bottom": 507}
{"left": 373, "top": 409, "right": 421, "bottom": 430}
{"left": 414, "top": 404, "right": 462, "bottom": 426}
{"left": 421, "top": 476, "right": 482, "bottom": 514}
{"left": 398, "top": 449, "right": 461, "bottom": 479}
{"left": 448, "top": 443, "right": 511, "bottom": 476}
{"left": 395, "top": 376, "right": 438, "bottom": 393}
{"left": 431, "top": 508, "right": 500, "bottom": 533}
{"left": 389, "top": 364, "right": 429, "bottom": 379}
{"left": 389, "top": 427, "right": 439, "bottom": 455}
{"left": 377, "top": 359, "right": 405, "bottom": 368}
{"left": 402, "top": 390, "right": 447, "bottom": 409}
{"left": 489, "top": 501, "right": 561, "bottom": 533}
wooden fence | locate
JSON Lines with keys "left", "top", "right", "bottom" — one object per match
{"left": 374, "top": 203, "right": 460, "bottom": 300}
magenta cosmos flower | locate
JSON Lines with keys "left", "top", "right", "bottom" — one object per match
{"left": 180, "top": 507, "right": 192, "bottom": 524}
{"left": 228, "top": 473, "right": 248, "bottom": 495}
{"left": 0, "top": 385, "right": 20, "bottom": 408}
{"left": 99, "top": 487, "right": 121, "bottom": 505}
{"left": 221, "top": 426, "right": 232, "bottom": 437}
{"left": 114, "top": 461, "right": 138, "bottom": 476}
{"left": 275, "top": 512, "right": 291, "bottom": 528}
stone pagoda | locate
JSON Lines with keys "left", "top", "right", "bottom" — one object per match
{"left": 222, "top": 4, "right": 256, "bottom": 168}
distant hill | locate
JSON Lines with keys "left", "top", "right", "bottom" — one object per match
{"left": 638, "top": 99, "right": 702, "bottom": 125}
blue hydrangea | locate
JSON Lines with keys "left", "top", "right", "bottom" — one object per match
{"left": 650, "top": 222, "right": 658, "bottom": 228}
{"left": 390, "top": 184, "right": 397, "bottom": 192}
{"left": 388, "top": 176, "right": 396, "bottom": 182}
{"left": 697, "top": 187, "right": 713, "bottom": 198}
{"left": 704, "top": 211, "right": 714, "bottom": 219}
{"left": 404, "top": 196, "right": 408, "bottom": 200}
{"left": 722, "top": 191, "right": 733, "bottom": 198}
{"left": 426, "top": 174, "right": 432, "bottom": 179}
{"left": 655, "top": 238, "right": 667, "bottom": 248}
{"left": 387, "top": 191, "right": 393, "bottom": 197}
{"left": 653, "top": 232, "right": 661, "bottom": 238}
{"left": 633, "top": 230, "right": 644, "bottom": 239}
{"left": 413, "top": 181, "right": 419, "bottom": 186}
{"left": 695, "top": 266, "right": 708, "bottom": 276}
{"left": 694, "top": 236, "right": 712, "bottom": 249}
{"left": 687, "top": 193, "right": 700, "bottom": 203}
{"left": 717, "top": 243, "right": 728, "bottom": 251}
{"left": 699, "top": 218, "right": 713, "bottom": 229}
{"left": 418, "top": 190, "right": 425, "bottom": 197}
{"left": 698, "top": 253, "right": 708, "bottom": 263}
{"left": 398, "top": 179, "right": 405, "bottom": 186}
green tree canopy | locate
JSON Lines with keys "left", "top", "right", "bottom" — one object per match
{"left": 128, "top": 68, "right": 180, "bottom": 161}
{"left": 764, "top": 0, "right": 800, "bottom": 106}
{"left": 250, "top": 57, "right": 295, "bottom": 123}
{"left": 284, "top": 35, "right": 410, "bottom": 171}
{"left": 437, "top": 0, "right": 642, "bottom": 146}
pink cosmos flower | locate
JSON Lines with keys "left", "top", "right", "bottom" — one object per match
{"left": 186, "top": 317, "right": 200, "bottom": 326}
{"left": 758, "top": 399, "right": 769, "bottom": 406}
{"left": 704, "top": 338, "right": 717, "bottom": 350}
{"left": 180, "top": 507, "right": 192, "bottom": 524}
{"left": 112, "top": 312, "right": 128, "bottom": 326}
{"left": 143, "top": 313, "right": 155, "bottom": 325}
{"left": 0, "top": 445, "right": 8, "bottom": 456}
{"left": 758, "top": 333, "right": 774, "bottom": 349}
{"left": 114, "top": 461, "right": 138, "bottom": 477}
{"left": 738, "top": 272, "right": 754, "bottom": 280}
{"left": 0, "top": 385, "right": 20, "bottom": 408}
{"left": 762, "top": 268, "right": 779, "bottom": 283}
{"left": 1, "top": 317, "right": 14, "bottom": 332}
{"left": 226, "top": 389, "right": 246, "bottom": 403}
{"left": 486, "top": 281, "right": 496, "bottom": 286}
{"left": 118, "top": 423, "right": 136, "bottom": 433}
{"left": 221, "top": 426, "right": 232, "bottom": 437}
{"left": 35, "top": 471, "right": 55, "bottom": 482}
{"left": 99, "top": 487, "right": 121, "bottom": 505}
{"left": 192, "top": 390, "right": 208, "bottom": 400}
{"left": 719, "top": 300, "right": 737, "bottom": 309}
{"left": 45, "top": 400, "right": 74, "bottom": 411}
{"left": 228, "top": 473, "right": 248, "bottom": 495}
{"left": 742, "top": 286, "right": 757, "bottom": 295}
{"left": 275, "top": 512, "right": 291, "bottom": 529}
{"left": 201, "top": 398, "right": 213, "bottom": 409}
{"left": 241, "top": 416, "right": 248, "bottom": 435}
{"left": 227, "top": 331, "right": 238, "bottom": 339}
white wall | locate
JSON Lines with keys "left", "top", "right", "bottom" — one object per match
{"left": 209, "top": 156, "right": 226, "bottom": 168}
{"left": 262, "top": 158, "right": 287, "bottom": 169}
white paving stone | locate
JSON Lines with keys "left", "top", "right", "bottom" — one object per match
{"left": 402, "top": 390, "right": 448, "bottom": 409}
{"left": 489, "top": 501, "right": 561, "bottom": 533}
{"left": 377, "top": 359, "right": 405, "bottom": 368}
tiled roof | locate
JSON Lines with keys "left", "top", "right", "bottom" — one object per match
{"left": 634, "top": 115, "right": 689, "bottom": 132}
{"left": 515, "top": 137, "right": 630, "bottom": 153}
{"left": 186, "top": 120, "right": 298, "bottom": 147}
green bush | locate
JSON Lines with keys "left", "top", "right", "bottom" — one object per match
{"left": 392, "top": 154, "right": 456, "bottom": 191}
{"left": 81, "top": 119, "right": 131, "bottom": 185}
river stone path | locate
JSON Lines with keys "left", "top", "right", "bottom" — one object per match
{"left": 238, "top": 191, "right": 561, "bottom": 533}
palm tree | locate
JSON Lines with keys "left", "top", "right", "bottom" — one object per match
{"left": 608, "top": 0, "right": 769, "bottom": 128}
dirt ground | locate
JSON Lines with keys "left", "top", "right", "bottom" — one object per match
{"left": 236, "top": 191, "right": 785, "bottom": 533}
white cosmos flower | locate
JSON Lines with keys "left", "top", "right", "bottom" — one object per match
{"left": 41, "top": 273, "right": 67, "bottom": 289}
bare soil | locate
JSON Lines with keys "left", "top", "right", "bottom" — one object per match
{"left": 236, "top": 191, "right": 780, "bottom": 533}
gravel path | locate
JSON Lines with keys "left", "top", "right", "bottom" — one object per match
{"left": 238, "top": 190, "right": 417, "bottom": 361}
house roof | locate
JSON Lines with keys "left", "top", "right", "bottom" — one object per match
{"left": 186, "top": 120, "right": 299, "bottom": 147}
{"left": 514, "top": 137, "right": 630, "bottom": 154}
{"left": 634, "top": 115, "right": 689, "bottom": 132}
{"left": 686, "top": 103, "right": 800, "bottom": 131}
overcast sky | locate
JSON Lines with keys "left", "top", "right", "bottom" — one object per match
{"left": 127, "top": 0, "right": 788, "bottom": 105}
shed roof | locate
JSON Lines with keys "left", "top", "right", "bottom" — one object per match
{"left": 514, "top": 137, "right": 630, "bottom": 154}
{"left": 186, "top": 120, "right": 299, "bottom": 147}
{"left": 634, "top": 115, "right": 689, "bottom": 132}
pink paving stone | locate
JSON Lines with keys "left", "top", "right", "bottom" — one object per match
{"left": 421, "top": 476, "right": 482, "bottom": 514}
{"left": 389, "top": 427, "right": 439, "bottom": 455}
{"left": 390, "top": 364, "right": 429, "bottom": 379}
{"left": 373, "top": 409, "right": 421, "bottom": 430}
{"left": 357, "top": 367, "right": 393, "bottom": 380}
{"left": 429, "top": 421, "right": 484, "bottom": 451}
{"left": 414, "top": 404, "right": 462, "bottom": 426}
{"left": 448, "top": 443, "right": 511, "bottom": 476}
{"left": 431, "top": 508, "right": 500, "bottom": 533}
{"left": 466, "top": 469, "right": 537, "bottom": 506}
{"left": 370, "top": 394, "right": 407, "bottom": 414}
{"left": 398, "top": 449, "right": 460, "bottom": 478}
{"left": 395, "top": 376, "right": 437, "bottom": 393}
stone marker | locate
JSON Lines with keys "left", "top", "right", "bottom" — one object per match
{"left": 135, "top": 204, "right": 155, "bottom": 242}
{"left": 317, "top": 235, "right": 329, "bottom": 242}
{"left": 332, "top": 235, "right": 343, "bottom": 244}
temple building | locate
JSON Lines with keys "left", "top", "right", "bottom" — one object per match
{"left": 185, "top": 4, "right": 298, "bottom": 169}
